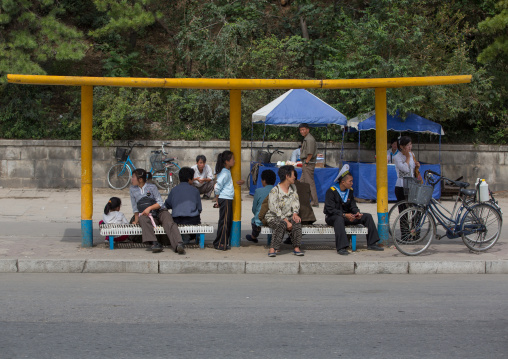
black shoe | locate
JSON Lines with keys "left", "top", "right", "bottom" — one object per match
{"left": 176, "top": 244, "right": 186, "bottom": 255}
{"left": 283, "top": 237, "right": 292, "bottom": 245}
{"left": 151, "top": 242, "right": 163, "bottom": 253}
{"left": 202, "top": 195, "right": 210, "bottom": 200}
{"left": 246, "top": 234, "right": 258, "bottom": 243}
{"left": 312, "top": 204, "right": 319, "bottom": 208}
{"left": 367, "top": 244, "right": 384, "bottom": 251}
{"left": 337, "top": 248, "right": 349, "bottom": 255}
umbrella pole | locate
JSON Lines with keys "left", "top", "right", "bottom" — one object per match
{"left": 251, "top": 120, "right": 254, "bottom": 162}
{"left": 340, "top": 127, "right": 345, "bottom": 166}
{"left": 324, "top": 126, "right": 328, "bottom": 167}
{"left": 357, "top": 131, "right": 361, "bottom": 163}
{"left": 418, "top": 133, "right": 420, "bottom": 161}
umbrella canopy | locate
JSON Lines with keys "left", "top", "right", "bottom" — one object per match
{"left": 252, "top": 89, "right": 347, "bottom": 127}
{"left": 348, "top": 110, "right": 444, "bottom": 135}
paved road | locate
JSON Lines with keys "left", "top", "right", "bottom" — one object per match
{"left": 1, "top": 274, "right": 507, "bottom": 358}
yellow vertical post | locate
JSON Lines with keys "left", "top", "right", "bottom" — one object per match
{"left": 230, "top": 90, "right": 242, "bottom": 247}
{"left": 81, "top": 85, "right": 94, "bottom": 247}
{"left": 375, "top": 88, "right": 389, "bottom": 243}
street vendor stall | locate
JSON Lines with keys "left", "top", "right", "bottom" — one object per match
{"left": 249, "top": 89, "right": 347, "bottom": 201}
{"left": 347, "top": 111, "right": 444, "bottom": 201}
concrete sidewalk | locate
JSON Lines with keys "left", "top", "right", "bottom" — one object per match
{"left": 0, "top": 187, "right": 507, "bottom": 275}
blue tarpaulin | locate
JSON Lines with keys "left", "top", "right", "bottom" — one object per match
{"left": 252, "top": 89, "right": 347, "bottom": 127}
{"left": 348, "top": 110, "right": 444, "bottom": 135}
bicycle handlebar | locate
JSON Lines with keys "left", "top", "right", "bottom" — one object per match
{"left": 424, "top": 170, "right": 470, "bottom": 188}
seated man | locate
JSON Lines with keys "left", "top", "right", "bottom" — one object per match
{"left": 164, "top": 167, "right": 202, "bottom": 244}
{"left": 324, "top": 165, "right": 384, "bottom": 255}
{"left": 246, "top": 169, "right": 276, "bottom": 243}
{"left": 191, "top": 155, "right": 214, "bottom": 199}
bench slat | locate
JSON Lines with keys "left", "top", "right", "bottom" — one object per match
{"left": 100, "top": 224, "right": 214, "bottom": 236}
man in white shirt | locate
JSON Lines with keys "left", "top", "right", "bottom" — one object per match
{"left": 191, "top": 155, "right": 214, "bottom": 199}
{"left": 387, "top": 137, "right": 399, "bottom": 164}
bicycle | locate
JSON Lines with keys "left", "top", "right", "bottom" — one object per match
{"left": 107, "top": 141, "right": 181, "bottom": 192}
{"left": 391, "top": 170, "right": 502, "bottom": 256}
{"left": 247, "top": 144, "right": 284, "bottom": 190}
{"left": 387, "top": 175, "right": 502, "bottom": 237}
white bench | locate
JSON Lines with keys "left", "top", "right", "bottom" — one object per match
{"left": 261, "top": 224, "right": 368, "bottom": 251}
{"left": 99, "top": 224, "right": 214, "bottom": 250}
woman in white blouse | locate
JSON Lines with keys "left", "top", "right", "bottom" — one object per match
{"left": 393, "top": 136, "right": 420, "bottom": 209}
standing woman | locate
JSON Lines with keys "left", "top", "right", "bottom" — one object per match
{"left": 130, "top": 168, "right": 185, "bottom": 254}
{"left": 213, "top": 151, "right": 244, "bottom": 250}
{"left": 264, "top": 165, "right": 304, "bottom": 257}
{"left": 393, "top": 136, "right": 420, "bottom": 209}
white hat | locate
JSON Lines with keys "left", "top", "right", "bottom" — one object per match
{"left": 334, "top": 164, "right": 350, "bottom": 183}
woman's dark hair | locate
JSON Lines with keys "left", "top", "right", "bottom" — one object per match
{"left": 390, "top": 137, "right": 399, "bottom": 145}
{"left": 398, "top": 136, "right": 412, "bottom": 150}
{"left": 178, "top": 167, "right": 195, "bottom": 183}
{"left": 215, "top": 150, "right": 233, "bottom": 174}
{"left": 261, "top": 169, "right": 277, "bottom": 186}
{"left": 133, "top": 168, "right": 152, "bottom": 183}
{"left": 196, "top": 155, "right": 206, "bottom": 163}
{"left": 278, "top": 165, "right": 295, "bottom": 182}
{"left": 104, "top": 197, "right": 122, "bottom": 215}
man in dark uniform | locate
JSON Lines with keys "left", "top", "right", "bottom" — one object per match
{"left": 324, "top": 165, "right": 384, "bottom": 255}
{"left": 299, "top": 123, "right": 319, "bottom": 207}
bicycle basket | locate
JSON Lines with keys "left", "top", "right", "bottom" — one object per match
{"left": 150, "top": 152, "right": 164, "bottom": 171}
{"left": 408, "top": 183, "right": 434, "bottom": 206}
{"left": 115, "top": 147, "right": 128, "bottom": 162}
{"left": 256, "top": 150, "right": 271, "bottom": 163}
{"left": 403, "top": 177, "right": 419, "bottom": 196}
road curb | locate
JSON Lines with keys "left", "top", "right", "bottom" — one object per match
{"left": 18, "top": 259, "right": 85, "bottom": 273}
{"left": 355, "top": 261, "right": 409, "bottom": 274}
{"left": 0, "top": 259, "right": 18, "bottom": 272}
{"left": 409, "top": 261, "right": 485, "bottom": 274}
{"left": 486, "top": 260, "right": 508, "bottom": 274}
{"left": 83, "top": 259, "right": 158, "bottom": 273}
{"left": 4, "top": 258, "right": 508, "bottom": 274}
{"left": 159, "top": 260, "right": 245, "bottom": 274}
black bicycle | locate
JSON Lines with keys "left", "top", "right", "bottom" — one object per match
{"left": 247, "top": 145, "right": 284, "bottom": 190}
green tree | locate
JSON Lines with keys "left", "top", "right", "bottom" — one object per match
{"left": 0, "top": 0, "right": 88, "bottom": 83}
{"left": 477, "top": 0, "right": 508, "bottom": 64}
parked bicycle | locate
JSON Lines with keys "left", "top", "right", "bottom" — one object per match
{"left": 247, "top": 145, "right": 284, "bottom": 190}
{"left": 387, "top": 174, "right": 502, "bottom": 237}
{"left": 391, "top": 170, "right": 502, "bottom": 256}
{"left": 107, "top": 141, "right": 181, "bottom": 192}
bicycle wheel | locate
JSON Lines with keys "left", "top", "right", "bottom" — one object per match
{"left": 392, "top": 206, "right": 435, "bottom": 256}
{"left": 388, "top": 200, "right": 412, "bottom": 237}
{"left": 107, "top": 164, "right": 132, "bottom": 190}
{"left": 461, "top": 203, "right": 502, "bottom": 251}
{"left": 152, "top": 169, "right": 169, "bottom": 192}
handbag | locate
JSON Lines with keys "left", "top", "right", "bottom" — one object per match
{"left": 412, "top": 153, "right": 423, "bottom": 183}
{"left": 137, "top": 196, "right": 159, "bottom": 218}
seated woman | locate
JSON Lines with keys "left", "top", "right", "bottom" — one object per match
{"left": 264, "top": 165, "right": 304, "bottom": 257}
{"left": 324, "top": 165, "right": 384, "bottom": 255}
{"left": 129, "top": 168, "right": 185, "bottom": 254}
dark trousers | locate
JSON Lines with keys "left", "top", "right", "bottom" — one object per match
{"left": 325, "top": 213, "right": 380, "bottom": 250}
{"left": 395, "top": 186, "right": 408, "bottom": 213}
{"left": 267, "top": 218, "right": 302, "bottom": 250}
{"left": 214, "top": 198, "right": 233, "bottom": 250}
{"left": 174, "top": 215, "right": 200, "bottom": 243}
{"left": 139, "top": 209, "right": 182, "bottom": 251}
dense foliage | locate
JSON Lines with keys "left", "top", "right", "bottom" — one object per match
{"left": 0, "top": 0, "right": 506, "bottom": 144}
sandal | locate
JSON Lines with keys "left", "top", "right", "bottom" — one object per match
{"left": 213, "top": 203, "right": 219, "bottom": 208}
{"left": 293, "top": 250, "right": 304, "bottom": 256}
{"left": 268, "top": 251, "right": 276, "bottom": 257}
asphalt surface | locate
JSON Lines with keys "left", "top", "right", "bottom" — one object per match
{"left": 0, "top": 273, "right": 507, "bottom": 358}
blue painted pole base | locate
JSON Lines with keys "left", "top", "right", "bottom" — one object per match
{"left": 231, "top": 221, "right": 241, "bottom": 247}
{"left": 81, "top": 219, "right": 93, "bottom": 248}
{"left": 377, "top": 212, "right": 389, "bottom": 244}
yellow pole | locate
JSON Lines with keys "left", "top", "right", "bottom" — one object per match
{"left": 81, "top": 85, "right": 94, "bottom": 247}
{"left": 375, "top": 88, "right": 389, "bottom": 243}
{"left": 230, "top": 90, "right": 242, "bottom": 247}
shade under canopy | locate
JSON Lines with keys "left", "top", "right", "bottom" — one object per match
{"left": 252, "top": 89, "right": 347, "bottom": 127}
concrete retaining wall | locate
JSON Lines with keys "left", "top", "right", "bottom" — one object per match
{"left": 1, "top": 140, "right": 507, "bottom": 191}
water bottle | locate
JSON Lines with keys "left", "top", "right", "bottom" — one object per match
{"left": 479, "top": 179, "right": 489, "bottom": 202}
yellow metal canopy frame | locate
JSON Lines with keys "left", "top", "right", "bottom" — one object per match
{"left": 7, "top": 74, "right": 471, "bottom": 247}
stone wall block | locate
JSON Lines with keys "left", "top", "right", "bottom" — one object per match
{"left": 62, "top": 161, "right": 82, "bottom": 179}
{"left": 48, "top": 147, "right": 80, "bottom": 160}
{"left": 1, "top": 147, "right": 21, "bottom": 160}
{"left": 35, "top": 161, "right": 64, "bottom": 179}
{"left": 20, "top": 147, "right": 49, "bottom": 160}
{"left": 7, "top": 160, "right": 34, "bottom": 178}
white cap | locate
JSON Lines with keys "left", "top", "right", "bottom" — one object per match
{"left": 334, "top": 164, "right": 350, "bottom": 182}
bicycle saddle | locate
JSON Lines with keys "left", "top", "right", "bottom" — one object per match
{"left": 460, "top": 188, "right": 476, "bottom": 197}
{"left": 163, "top": 157, "right": 175, "bottom": 162}
{"left": 453, "top": 180, "right": 470, "bottom": 188}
